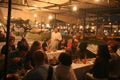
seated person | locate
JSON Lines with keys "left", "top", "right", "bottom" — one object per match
{"left": 23, "top": 51, "right": 57, "bottom": 80}
{"left": 42, "top": 38, "right": 51, "bottom": 51}
{"left": 108, "top": 40, "right": 120, "bottom": 79}
{"left": 24, "top": 41, "right": 43, "bottom": 70}
{"left": 58, "top": 39, "right": 67, "bottom": 50}
{"left": 1, "top": 36, "right": 16, "bottom": 55}
{"left": 7, "top": 41, "right": 29, "bottom": 73}
{"left": 0, "top": 30, "right": 5, "bottom": 42}
{"left": 66, "top": 38, "right": 73, "bottom": 49}
{"left": 78, "top": 41, "right": 96, "bottom": 59}
{"left": 88, "top": 44, "right": 111, "bottom": 79}
{"left": 55, "top": 53, "right": 77, "bottom": 80}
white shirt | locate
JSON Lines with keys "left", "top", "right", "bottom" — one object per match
{"left": 55, "top": 64, "right": 77, "bottom": 80}
{"left": 51, "top": 32, "right": 62, "bottom": 42}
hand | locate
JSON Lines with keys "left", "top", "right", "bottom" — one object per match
{"left": 55, "top": 39, "right": 59, "bottom": 41}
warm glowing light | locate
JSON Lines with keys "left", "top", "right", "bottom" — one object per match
{"left": 109, "top": 22, "right": 111, "bottom": 25}
{"left": 114, "top": 30, "right": 117, "bottom": 33}
{"left": 4, "top": 16, "right": 7, "bottom": 19}
{"left": 34, "top": 14, "right": 37, "bottom": 17}
{"left": 118, "top": 30, "right": 120, "bottom": 32}
{"left": 91, "top": 26, "right": 95, "bottom": 30}
{"left": 86, "top": 25, "right": 89, "bottom": 29}
{"left": 95, "top": 0, "right": 100, "bottom": 2}
{"left": 11, "top": 16, "right": 14, "bottom": 19}
{"left": 67, "top": 24, "right": 70, "bottom": 26}
{"left": 48, "top": 15, "right": 53, "bottom": 20}
{"left": 79, "top": 26, "right": 83, "bottom": 29}
{"left": 91, "top": 23, "right": 94, "bottom": 25}
{"left": 73, "top": 6, "right": 77, "bottom": 11}
{"left": 33, "top": 5, "right": 37, "bottom": 7}
{"left": 36, "top": 21, "right": 39, "bottom": 24}
{"left": 0, "top": 23, "right": 2, "bottom": 26}
{"left": 42, "top": 24, "right": 44, "bottom": 27}
{"left": 46, "top": 24, "right": 50, "bottom": 28}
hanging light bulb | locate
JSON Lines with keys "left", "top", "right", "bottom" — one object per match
{"left": 34, "top": 14, "right": 37, "bottom": 17}
{"left": 73, "top": 6, "right": 77, "bottom": 11}
{"left": 48, "top": 15, "right": 53, "bottom": 20}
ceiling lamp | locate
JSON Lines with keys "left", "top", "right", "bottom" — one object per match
{"left": 34, "top": 14, "right": 37, "bottom": 18}
{"left": 48, "top": 15, "right": 53, "bottom": 20}
{"left": 73, "top": 6, "right": 77, "bottom": 11}
{"left": 95, "top": 0, "right": 100, "bottom": 2}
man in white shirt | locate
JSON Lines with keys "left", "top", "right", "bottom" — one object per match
{"left": 50, "top": 26, "right": 62, "bottom": 50}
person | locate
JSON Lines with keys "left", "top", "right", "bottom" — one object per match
{"left": 1, "top": 36, "right": 16, "bottom": 55}
{"left": 58, "top": 39, "right": 67, "bottom": 50}
{"left": 50, "top": 26, "right": 62, "bottom": 50}
{"left": 89, "top": 44, "right": 111, "bottom": 79}
{"left": 7, "top": 41, "right": 29, "bottom": 74}
{"left": 0, "top": 30, "right": 5, "bottom": 42}
{"left": 23, "top": 51, "right": 57, "bottom": 80}
{"left": 108, "top": 40, "right": 120, "bottom": 79}
{"left": 78, "top": 41, "right": 96, "bottom": 60}
{"left": 20, "top": 37, "right": 29, "bottom": 49}
{"left": 42, "top": 38, "right": 51, "bottom": 51}
{"left": 24, "top": 41, "right": 44, "bottom": 70}
{"left": 55, "top": 52, "right": 77, "bottom": 80}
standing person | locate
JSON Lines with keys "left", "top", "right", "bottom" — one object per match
{"left": 50, "top": 26, "right": 62, "bottom": 50}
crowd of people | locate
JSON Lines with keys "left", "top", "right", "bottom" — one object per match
{"left": 0, "top": 26, "right": 120, "bottom": 80}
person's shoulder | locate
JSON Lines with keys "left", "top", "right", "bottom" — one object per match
{"left": 24, "top": 69, "right": 43, "bottom": 80}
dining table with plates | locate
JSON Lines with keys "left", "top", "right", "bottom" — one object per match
{"left": 45, "top": 50, "right": 65, "bottom": 60}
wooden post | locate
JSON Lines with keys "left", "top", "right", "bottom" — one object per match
{"left": 4, "top": 0, "right": 12, "bottom": 79}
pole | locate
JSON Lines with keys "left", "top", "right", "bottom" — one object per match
{"left": 83, "top": 9, "right": 86, "bottom": 39}
{"left": 55, "top": 13, "right": 56, "bottom": 25}
{"left": 4, "top": 0, "right": 12, "bottom": 79}
{"left": 96, "top": 13, "right": 99, "bottom": 36}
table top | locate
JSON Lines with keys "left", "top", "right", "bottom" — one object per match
{"left": 72, "top": 60, "right": 94, "bottom": 69}
{"left": 46, "top": 50, "right": 65, "bottom": 54}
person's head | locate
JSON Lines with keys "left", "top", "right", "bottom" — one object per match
{"left": 9, "top": 36, "right": 15, "bottom": 46}
{"left": 79, "top": 41, "right": 88, "bottom": 52}
{"left": 107, "top": 40, "right": 118, "bottom": 53}
{"left": 73, "top": 39, "right": 79, "bottom": 46}
{"left": 17, "top": 41, "right": 29, "bottom": 52}
{"left": 67, "top": 38, "right": 73, "bottom": 44}
{"left": 97, "top": 44, "right": 111, "bottom": 60}
{"left": 21, "top": 37, "right": 29, "bottom": 48}
{"left": 31, "top": 51, "right": 47, "bottom": 66}
{"left": 58, "top": 53, "right": 72, "bottom": 66}
{"left": 54, "top": 26, "right": 58, "bottom": 33}
{"left": 61, "top": 39, "right": 66, "bottom": 44}
{"left": 30, "top": 41, "right": 41, "bottom": 52}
